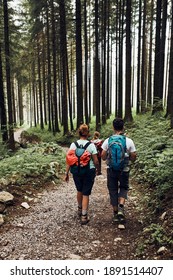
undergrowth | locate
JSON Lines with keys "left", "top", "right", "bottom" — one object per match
{"left": 129, "top": 113, "right": 173, "bottom": 213}
{"left": 0, "top": 142, "right": 66, "bottom": 186}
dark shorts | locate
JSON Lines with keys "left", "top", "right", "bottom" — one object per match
{"left": 73, "top": 168, "right": 96, "bottom": 196}
{"left": 107, "top": 168, "right": 130, "bottom": 206}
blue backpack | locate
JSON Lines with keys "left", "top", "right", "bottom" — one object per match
{"left": 107, "top": 135, "right": 126, "bottom": 171}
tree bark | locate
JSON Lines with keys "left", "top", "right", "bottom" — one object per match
{"left": 0, "top": 43, "right": 8, "bottom": 142}
{"left": 124, "top": 0, "right": 133, "bottom": 122}
{"left": 76, "top": 0, "right": 83, "bottom": 128}
{"left": 3, "top": 0, "right": 15, "bottom": 149}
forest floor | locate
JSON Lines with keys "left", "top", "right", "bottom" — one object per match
{"left": 0, "top": 155, "right": 172, "bottom": 260}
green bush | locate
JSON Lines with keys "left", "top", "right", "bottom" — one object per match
{"left": 130, "top": 113, "right": 173, "bottom": 207}
{"left": 0, "top": 142, "right": 66, "bottom": 185}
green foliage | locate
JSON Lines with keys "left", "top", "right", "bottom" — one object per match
{"left": 136, "top": 222, "right": 173, "bottom": 257}
{"left": 27, "top": 126, "right": 78, "bottom": 147}
{"left": 135, "top": 243, "right": 147, "bottom": 257}
{"left": 0, "top": 142, "right": 66, "bottom": 185}
{"left": 130, "top": 113, "right": 173, "bottom": 203}
{"left": 27, "top": 126, "right": 58, "bottom": 143}
{"left": 143, "top": 223, "right": 172, "bottom": 247}
{"left": 0, "top": 142, "right": 8, "bottom": 158}
{"left": 148, "top": 223, "right": 165, "bottom": 246}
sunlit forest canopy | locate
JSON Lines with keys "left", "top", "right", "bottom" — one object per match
{"left": 0, "top": 0, "right": 173, "bottom": 149}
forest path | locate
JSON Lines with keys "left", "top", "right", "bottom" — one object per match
{"left": 0, "top": 158, "right": 144, "bottom": 260}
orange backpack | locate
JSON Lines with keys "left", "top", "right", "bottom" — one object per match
{"left": 66, "top": 142, "right": 91, "bottom": 175}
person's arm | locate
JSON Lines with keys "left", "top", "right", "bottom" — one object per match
{"left": 64, "top": 164, "right": 70, "bottom": 182}
{"left": 126, "top": 138, "right": 137, "bottom": 162}
{"left": 92, "top": 154, "right": 99, "bottom": 170}
{"left": 101, "top": 149, "right": 107, "bottom": 161}
{"left": 129, "top": 151, "right": 137, "bottom": 162}
{"left": 101, "top": 139, "right": 108, "bottom": 161}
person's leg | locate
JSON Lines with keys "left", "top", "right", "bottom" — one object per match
{"left": 119, "top": 197, "right": 125, "bottom": 205}
{"left": 81, "top": 194, "right": 90, "bottom": 225}
{"left": 81, "top": 169, "right": 96, "bottom": 225}
{"left": 77, "top": 191, "right": 83, "bottom": 216}
{"left": 73, "top": 175, "right": 83, "bottom": 216}
{"left": 118, "top": 171, "right": 129, "bottom": 219}
{"left": 97, "top": 157, "right": 102, "bottom": 175}
{"left": 77, "top": 191, "right": 82, "bottom": 206}
{"left": 81, "top": 195, "right": 89, "bottom": 215}
{"left": 107, "top": 169, "right": 119, "bottom": 222}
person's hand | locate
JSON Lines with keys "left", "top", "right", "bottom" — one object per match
{"left": 64, "top": 173, "right": 69, "bottom": 183}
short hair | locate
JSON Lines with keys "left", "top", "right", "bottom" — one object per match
{"left": 79, "top": 124, "right": 89, "bottom": 136}
{"left": 113, "top": 118, "right": 124, "bottom": 131}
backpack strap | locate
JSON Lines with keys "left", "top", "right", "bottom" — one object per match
{"left": 74, "top": 141, "right": 91, "bottom": 172}
{"left": 74, "top": 141, "right": 91, "bottom": 150}
{"left": 74, "top": 141, "right": 80, "bottom": 148}
{"left": 83, "top": 141, "right": 91, "bottom": 150}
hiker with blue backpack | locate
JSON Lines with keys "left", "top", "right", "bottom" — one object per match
{"left": 65, "top": 124, "right": 99, "bottom": 225}
{"left": 101, "top": 118, "right": 136, "bottom": 226}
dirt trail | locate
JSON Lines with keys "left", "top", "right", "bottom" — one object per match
{"left": 0, "top": 159, "right": 145, "bottom": 260}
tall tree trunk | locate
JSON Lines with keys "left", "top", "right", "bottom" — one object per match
{"left": 147, "top": 0, "right": 154, "bottom": 107}
{"left": 106, "top": 0, "right": 110, "bottom": 119}
{"left": 153, "top": 0, "right": 162, "bottom": 113}
{"left": 11, "top": 79, "right": 17, "bottom": 126}
{"left": 31, "top": 61, "right": 37, "bottom": 127}
{"left": 124, "top": 0, "right": 133, "bottom": 122}
{"left": 94, "top": 0, "right": 100, "bottom": 130}
{"left": 141, "top": 0, "right": 147, "bottom": 113}
{"left": 17, "top": 81, "right": 24, "bottom": 126}
{"left": 46, "top": 2, "right": 52, "bottom": 131}
{"left": 164, "top": 19, "right": 171, "bottom": 110}
{"left": 88, "top": 1, "right": 92, "bottom": 123}
{"left": 66, "top": 49, "right": 74, "bottom": 131}
{"left": 136, "top": 0, "right": 142, "bottom": 114}
{"left": 159, "top": 0, "right": 167, "bottom": 107}
{"left": 76, "top": 0, "right": 83, "bottom": 128}
{"left": 102, "top": 0, "right": 106, "bottom": 125}
{"left": 84, "top": 0, "right": 88, "bottom": 124}
{"left": 166, "top": 2, "right": 173, "bottom": 122}
{"left": 51, "top": 0, "right": 60, "bottom": 133}
{"left": 3, "top": 0, "right": 15, "bottom": 149}
{"left": 115, "top": 2, "right": 119, "bottom": 116}
{"left": 59, "top": 0, "right": 68, "bottom": 135}
{"left": 37, "top": 39, "right": 44, "bottom": 130}
{"left": 118, "top": 0, "right": 124, "bottom": 118}
{"left": 0, "top": 43, "right": 8, "bottom": 142}
{"left": 42, "top": 36, "right": 47, "bottom": 126}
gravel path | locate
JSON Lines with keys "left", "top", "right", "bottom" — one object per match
{"left": 0, "top": 162, "right": 143, "bottom": 260}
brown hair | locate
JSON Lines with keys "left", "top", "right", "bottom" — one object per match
{"left": 78, "top": 124, "right": 89, "bottom": 137}
{"left": 93, "top": 131, "right": 100, "bottom": 139}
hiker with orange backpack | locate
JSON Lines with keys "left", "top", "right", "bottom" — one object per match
{"left": 101, "top": 118, "right": 137, "bottom": 227}
{"left": 65, "top": 124, "right": 99, "bottom": 225}
{"left": 91, "top": 131, "right": 103, "bottom": 175}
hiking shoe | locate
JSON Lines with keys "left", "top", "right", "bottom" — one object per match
{"left": 78, "top": 206, "right": 82, "bottom": 217}
{"left": 112, "top": 212, "right": 119, "bottom": 223}
{"left": 118, "top": 206, "right": 125, "bottom": 219}
{"left": 118, "top": 207, "right": 126, "bottom": 224}
{"left": 81, "top": 214, "right": 89, "bottom": 225}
